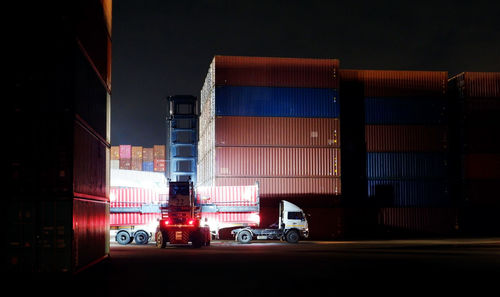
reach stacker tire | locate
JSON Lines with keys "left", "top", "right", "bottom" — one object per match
{"left": 156, "top": 231, "right": 167, "bottom": 248}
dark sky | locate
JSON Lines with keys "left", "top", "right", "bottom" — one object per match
{"left": 111, "top": 0, "right": 500, "bottom": 146}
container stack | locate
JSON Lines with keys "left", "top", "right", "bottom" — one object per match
{"left": 112, "top": 145, "right": 165, "bottom": 173}
{"left": 341, "top": 70, "right": 458, "bottom": 235}
{"left": 448, "top": 72, "right": 500, "bottom": 234}
{"left": 9, "top": 0, "right": 112, "bottom": 272}
{"left": 142, "top": 147, "right": 154, "bottom": 171}
{"left": 198, "top": 56, "right": 341, "bottom": 204}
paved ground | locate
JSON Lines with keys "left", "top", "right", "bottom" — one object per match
{"left": 69, "top": 238, "right": 500, "bottom": 296}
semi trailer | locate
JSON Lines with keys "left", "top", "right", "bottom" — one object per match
{"left": 232, "top": 200, "right": 309, "bottom": 243}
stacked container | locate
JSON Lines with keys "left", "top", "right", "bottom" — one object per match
{"left": 9, "top": 0, "right": 112, "bottom": 272}
{"left": 340, "top": 70, "right": 457, "bottom": 235}
{"left": 142, "top": 147, "right": 154, "bottom": 171}
{"left": 131, "top": 146, "right": 143, "bottom": 171}
{"left": 198, "top": 56, "right": 340, "bottom": 201}
{"left": 119, "top": 145, "right": 132, "bottom": 170}
{"left": 198, "top": 56, "right": 341, "bottom": 238}
{"left": 153, "top": 145, "right": 166, "bottom": 172}
{"left": 448, "top": 72, "right": 500, "bottom": 234}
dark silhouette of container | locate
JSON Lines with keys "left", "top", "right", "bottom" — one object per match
{"left": 365, "top": 125, "right": 448, "bottom": 152}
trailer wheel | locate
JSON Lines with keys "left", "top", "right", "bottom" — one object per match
{"left": 237, "top": 230, "right": 252, "bottom": 244}
{"left": 156, "top": 231, "right": 166, "bottom": 248}
{"left": 134, "top": 231, "right": 149, "bottom": 245}
{"left": 285, "top": 230, "right": 299, "bottom": 243}
{"left": 116, "top": 231, "right": 131, "bottom": 245}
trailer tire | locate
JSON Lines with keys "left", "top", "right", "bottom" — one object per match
{"left": 285, "top": 230, "right": 299, "bottom": 243}
{"left": 134, "top": 230, "right": 149, "bottom": 245}
{"left": 116, "top": 231, "right": 131, "bottom": 245}
{"left": 156, "top": 231, "right": 167, "bottom": 248}
{"left": 237, "top": 230, "right": 252, "bottom": 244}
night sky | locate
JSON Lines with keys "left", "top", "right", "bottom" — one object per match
{"left": 111, "top": 0, "right": 500, "bottom": 146}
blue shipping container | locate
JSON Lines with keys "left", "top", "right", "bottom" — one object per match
{"left": 143, "top": 161, "right": 154, "bottom": 172}
{"left": 215, "top": 86, "right": 339, "bottom": 118}
{"left": 367, "top": 179, "right": 450, "bottom": 207}
{"left": 366, "top": 152, "right": 447, "bottom": 179}
{"left": 365, "top": 97, "right": 447, "bottom": 124}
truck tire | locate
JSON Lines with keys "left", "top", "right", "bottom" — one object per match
{"left": 237, "top": 230, "right": 252, "bottom": 244}
{"left": 285, "top": 230, "right": 299, "bottom": 243}
{"left": 116, "top": 231, "right": 131, "bottom": 245}
{"left": 191, "top": 231, "right": 203, "bottom": 248}
{"left": 156, "top": 231, "right": 166, "bottom": 248}
{"left": 134, "top": 230, "right": 149, "bottom": 245}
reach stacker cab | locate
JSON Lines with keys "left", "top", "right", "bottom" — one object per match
{"left": 231, "top": 200, "right": 309, "bottom": 244}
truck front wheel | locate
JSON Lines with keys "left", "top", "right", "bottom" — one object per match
{"left": 285, "top": 230, "right": 299, "bottom": 243}
{"left": 156, "top": 231, "right": 166, "bottom": 248}
{"left": 237, "top": 230, "right": 252, "bottom": 244}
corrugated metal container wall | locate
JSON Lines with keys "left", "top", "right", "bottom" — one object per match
{"left": 367, "top": 179, "right": 449, "bottom": 207}
{"left": 366, "top": 153, "right": 447, "bottom": 179}
{"left": 142, "top": 161, "right": 154, "bottom": 172}
{"left": 463, "top": 180, "right": 500, "bottom": 205}
{"left": 215, "top": 147, "right": 340, "bottom": 177}
{"left": 143, "top": 148, "right": 154, "bottom": 162}
{"left": 119, "top": 159, "right": 131, "bottom": 170}
{"left": 153, "top": 145, "right": 166, "bottom": 160}
{"left": 214, "top": 55, "right": 339, "bottom": 88}
{"left": 364, "top": 97, "right": 447, "bottom": 124}
{"left": 215, "top": 177, "right": 341, "bottom": 196}
{"left": 215, "top": 117, "right": 340, "bottom": 147}
{"left": 365, "top": 125, "right": 448, "bottom": 152}
{"left": 131, "top": 146, "right": 143, "bottom": 171}
{"left": 73, "top": 121, "right": 108, "bottom": 198}
{"left": 378, "top": 208, "right": 458, "bottom": 234}
{"left": 452, "top": 72, "right": 500, "bottom": 98}
{"left": 196, "top": 185, "right": 258, "bottom": 206}
{"left": 154, "top": 159, "right": 166, "bottom": 172}
{"left": 215, "top": 86, "right": 339, "bottom": 118}
{"left": 464, "top": 154, "right": 500, "bottom": 179}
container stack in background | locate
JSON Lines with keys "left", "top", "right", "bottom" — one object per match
{"left": 340, "top": 70, "right": 458, "bottom": 236}
{"left": 198, "top": 56, "right": 342, "bottom": 239}
{"left": 110, "top": 145, "right": 166, "bottom": 173}
{"left": 448, "top": 72, "right": 500, "bottom": 235}
{"left": 9, "top": 0, "right": 112, "bottom": 273}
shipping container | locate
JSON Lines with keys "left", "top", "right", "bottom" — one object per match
{"left": 119, "top": 145, "right": 131, "bottom": 159}
{"left": 119, "top": 158, "right": 131, "bottom": 170}
{"left": 366, "top": 152, "right": 448, "bottom": 179}
{"left": 132, "top": 146, "right": 143, "bottom": 160}
{"left": 364, "top": 97, "right": 447, "bottom": 124}
{"left": 143, "top": 148, "right": 154, "bottom": 162}
{"left": 449, "top": 72, "right": 500, "bottom": 99}
{"left": 197, "top": 184, "right": 259, "bottom": 206}
{"left": 214, "top": 86, "right": 339, "bottom": 118}
{"left": 378, "top": 208, "right": 458, "bottom": 235}
{"left": 154, "top": 159, "right": 166, "bottom": 172}
{"left": 131, "top": 159, "right": 143, "bottom": 171}
{"left": 153, "top": 145, "right": 166, "bottom": 160}
{"left": 340, "top": 70, "right": 447, "bottom": 97}
{"left": 215, "top": 116, "right": 340, "bottom": 147}
{"left": 215, "top": 147, "right": 340, "bottom": 178}
{"left": 111, "top": 146, "right": 119, "bottom": 160}
{"left": 214, "top": 177, "right": 341, "bottom": 197}
{"left": 464, "top": 154, "right": 500, "bottom": 179}
{"left": 143, "top": 161, "right": 154, "bottom": 172}
{"left": 461, "top": 120, "right": 500, "bottom": 153}
{"left": 463, "top": 180, "right": 500, "bottom": 206}
{"left": 365, "top": 125, "right": 448, "bottom": 152}
{"left": 367, "top": 179, "right": 449, "bottom": 207}
{"left": 212, "top": 55, "right": 339, "bottom": 89}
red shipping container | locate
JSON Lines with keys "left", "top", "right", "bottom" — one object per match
{"left": 215, "top": 147, "right": 340, "bottom": 177}
{"left": 119, "top": 145, "right": 131, "bottom": 159}
{"left": 464, "top": 154, "right": 500, "bottom": 179}
{"left": 365, "top": 125, "right": 448, "bottom": 152}
{"left": 154, "top": 159, "right": 166, "bottom": 172}
{"left": 215, "top": 116, "right": 340, "bottom": 147}
{"left": 119, "top": 158, "right": 131, "bottom": 170}
{"left": 215, "top": 177, "right": 341, "bottom": 196}
{"left": 143, "top": 148, "right": 154, "bottom": 162}
{"left": 340, "top": 69, "right": 447, "bottom": 97}
{"left": 450, "top": 72, "right": 500, "bottom": 98}
{"left": 214, "top": 55, "right": 339, "bottom": 89}
{"left": 197, "top": 184, "right": 258, "bottom": 206}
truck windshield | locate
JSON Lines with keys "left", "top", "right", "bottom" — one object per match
{"left": 287, "top": 212, "right": 304, "bottom": 220}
